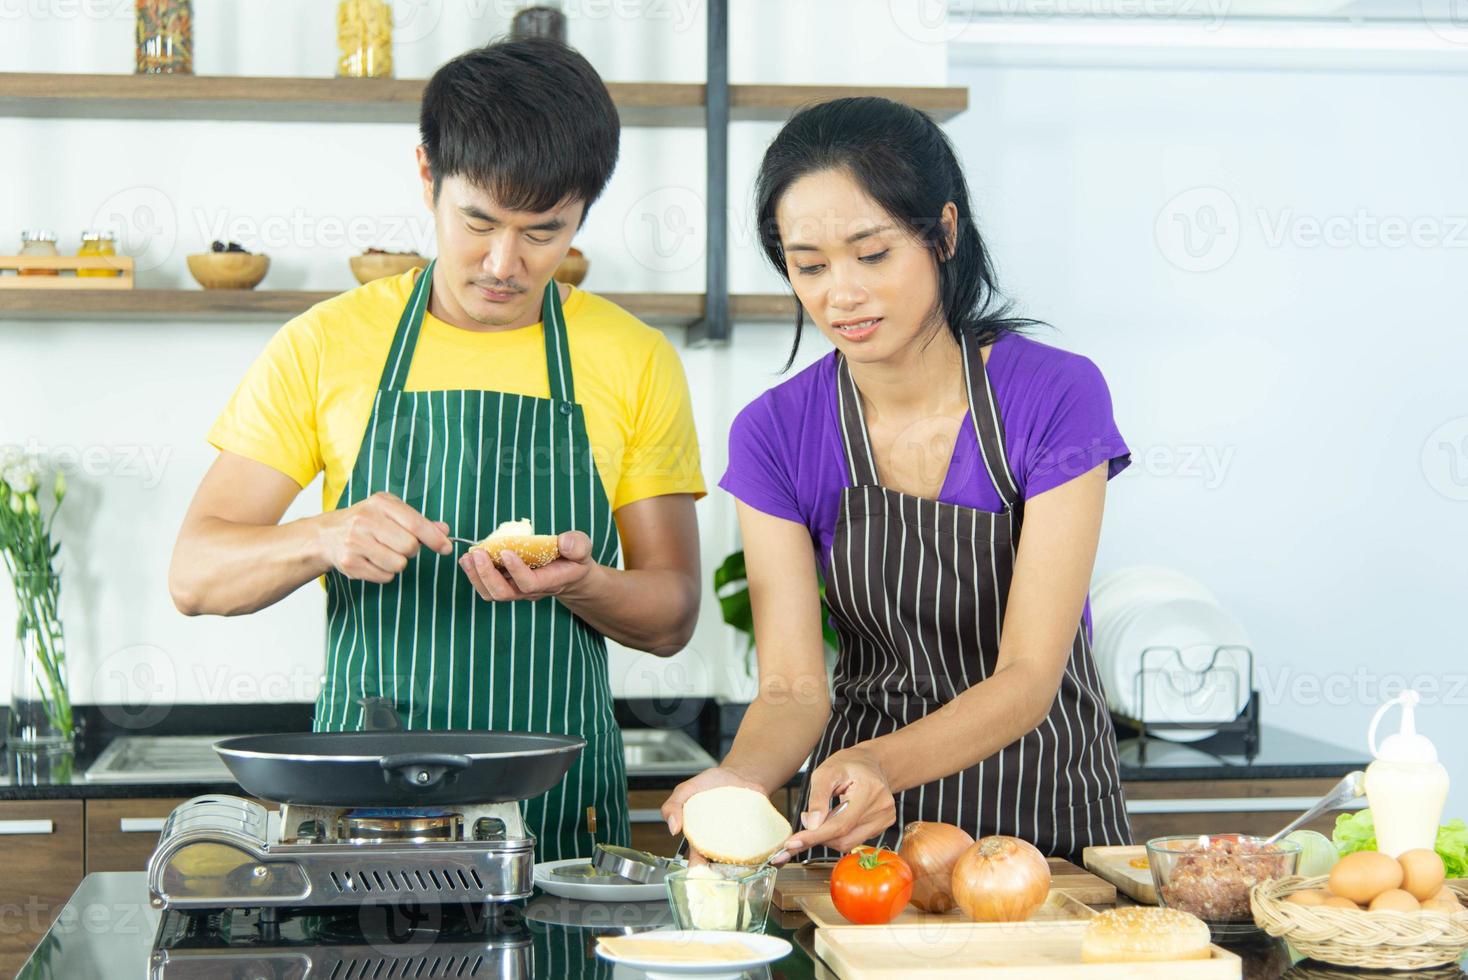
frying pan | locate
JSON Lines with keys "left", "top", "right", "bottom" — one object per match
{"left": 214, "top": 698, "right": 585, "bottom": 807}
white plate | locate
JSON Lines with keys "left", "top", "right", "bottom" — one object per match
{"left": 1092, "top": 566, "right": 1219, "bottom": 651}
{"left": 1091, "top": 566, "right": 1217, "bottom": 689}
{"left": 596, "top": 930, "right": 791, "bottom": 979}
{"left": 1107, "top": 597, "right": 1252, "bottom": 738}
{"left": 534, "top": 858, "right": 679, "bottom": 902}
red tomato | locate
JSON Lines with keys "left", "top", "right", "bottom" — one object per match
{"left": 830, "top": 846, "right": 914, "bottom": 925}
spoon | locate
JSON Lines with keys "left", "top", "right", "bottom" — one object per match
{"left": 1265, "top": 770, "right": 1365, "bottom": 846}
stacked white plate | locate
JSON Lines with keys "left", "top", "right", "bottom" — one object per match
{"left": 1090, "top": 566, "right": 1254, "bottom": 742}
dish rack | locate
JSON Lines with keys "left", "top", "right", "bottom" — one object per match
{"left": 1109, "top": 644, "right": 1260, "bottom": 754}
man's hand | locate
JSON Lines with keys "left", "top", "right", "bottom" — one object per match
{"left": 316, "top": 491, "right": 454, "bottom": 584}
{"left": 460, "top": 530, "right": 597, "bottom": 603}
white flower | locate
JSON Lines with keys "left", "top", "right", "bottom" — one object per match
{"left": 1, "top": 447, "right": 42, "bottom": 496}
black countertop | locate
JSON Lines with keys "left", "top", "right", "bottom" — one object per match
{"left": 0, "top": 700, "right": 1367, "bottom": 801}
{"left": 22, "top": 872, "right": 1466, "bottom": 979}
{"left": 1113, "top": 724, "right": 1367, "bottom": 782}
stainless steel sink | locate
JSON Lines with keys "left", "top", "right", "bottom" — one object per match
{"left": 85, "top": 728, "right": 716, "bottom": 783}
{"left": 85, "top": 735, "right": 230, "bottom": 783}
{"left": 620, "top": 728, "right": 716, "bottom": 775}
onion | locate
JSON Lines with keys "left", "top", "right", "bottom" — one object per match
{"left": 951, "top": 835, "right": 1052, "bottom": 922}
{"left": 899, "top": 821, "right": 975, "bottom": 912}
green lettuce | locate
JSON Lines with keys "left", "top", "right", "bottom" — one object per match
{"left": 1332, "top": 810, "right": 1468, "bottom": 879}
{"left": 1438, "top": 818, "right": 1468, "bottom": 879}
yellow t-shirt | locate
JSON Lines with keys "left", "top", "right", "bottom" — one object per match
{"left": 208, "top": 270, "right": 706, "bottom": 513}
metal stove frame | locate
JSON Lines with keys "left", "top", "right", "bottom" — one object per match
{"left": 147, "top": 795, "right": 536, "bottom": 911}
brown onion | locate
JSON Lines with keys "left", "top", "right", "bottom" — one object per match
{"left": 951, "top": 835, "right": 1051, "bottom": 922}
{"left": 898, "top": 821, "right": 975, "bottom": 912}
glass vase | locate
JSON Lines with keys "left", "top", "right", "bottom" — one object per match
{"left": 8, "top": 572, "right": 73, "bottom": 752}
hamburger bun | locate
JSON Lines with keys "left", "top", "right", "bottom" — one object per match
{"left": 682, "top": 786, "right": 792, "bottom": 866}
{"left": 470, "top": 519, "right": 560, "bottom": 569}
{"left": 1080, "top": 906, "right": 1212, "bottom": 964}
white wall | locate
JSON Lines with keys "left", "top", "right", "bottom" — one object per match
{"left": 0, "top": 1, "right": 942, "bottom": 710}
{"left": 946, "top": 23, "right": 1468, "bottom": 814}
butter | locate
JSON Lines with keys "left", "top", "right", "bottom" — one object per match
{"left": 682, "top": 866, "right": 743, "bottom": 931}
{"left": 485, "top": 518, "right": 534, "bottom": 540}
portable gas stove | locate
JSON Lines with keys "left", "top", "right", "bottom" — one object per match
{"left": 149, "top": 900, "right": 533, "bottom": 978}
{"left": 147, "top": 794, "right": 536, "bottom": 911}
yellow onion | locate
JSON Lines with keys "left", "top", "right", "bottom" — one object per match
{"left": 898, "top": 821, "right": 974, "bottom": 912}
{"left": 951, "top": 835, "right": 1051, "bottom": 922}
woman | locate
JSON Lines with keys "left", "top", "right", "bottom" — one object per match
{"left": 663, "top": 97, "right": 1132, "bottom": 866}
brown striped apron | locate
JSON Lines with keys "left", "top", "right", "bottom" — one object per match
{"left": 803, "top": 333, "right": 1131, "bottom": 864}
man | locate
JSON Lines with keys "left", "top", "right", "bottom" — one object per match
{"left": 169, "top": 38, "right": 705, "bottom": 862}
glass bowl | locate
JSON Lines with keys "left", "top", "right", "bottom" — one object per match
{"left": 1146, "top": 833, "right": 1302, "bottom": 936}
{"left": 664, "top": 865, "right": 776, "bottom": 934}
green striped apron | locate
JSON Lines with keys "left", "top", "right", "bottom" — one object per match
{"left": 315, "top": 262, "right": 630, "bottom": 863}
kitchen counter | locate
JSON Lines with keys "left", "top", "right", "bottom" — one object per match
{"left": 1114, "top": 724, "right": 1368, "bottom": 781}
{"left": 21, "top": 872, "right": 1466, "bottom": 979}
{"left": 0, "top": 699, "right": 726, "bottom": 800}
{"left": 0, "top": 720, "right": 1365, "bottom": 801}
{"left": 0, "top": 740, "right": 703, "bottom": 800}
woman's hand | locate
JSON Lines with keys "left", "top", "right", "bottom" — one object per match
{"left": 782, "top": 745, "right": 897, "bottom": 858}
{"left": 662, "top": 765, "right": 767, "bottom": 836}
{"left": 662, "top": 765, "right": 770, "bottom": 865}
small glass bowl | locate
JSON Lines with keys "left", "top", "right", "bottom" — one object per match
{"left": 1146, "top": 833, "right": 1301, "bottom": 936}
{"left": 664, "top": 866, "right": 776, "bottom": 934}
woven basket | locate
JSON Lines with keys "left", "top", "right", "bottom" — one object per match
{"left": 1251, "top": 875, "right": 1468, "bottom": 970}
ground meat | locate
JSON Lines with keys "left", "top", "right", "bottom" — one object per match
{"left": 1160, "top": 836, "right": 1291, "bottom": 921}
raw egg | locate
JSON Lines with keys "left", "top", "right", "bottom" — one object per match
{"left": 1397, "top": 849, "right": 1446, "bottom": 902}
{"left": 1422, "top": 887, "right": 1463, "bottom": 913}
{"left": 1285, "top": 889, "right": 1330, "bottom": 906}
{"left": 1328, "top": 851, "right": 1403, "bottom": 905}
{"left": 1368, "top": 888, "right": 1421, "bottom": 913}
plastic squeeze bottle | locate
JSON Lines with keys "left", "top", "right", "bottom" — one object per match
{"left": 1364, "top": 690, "right": 1450, "bottom": 858}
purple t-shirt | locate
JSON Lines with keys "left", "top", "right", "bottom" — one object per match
{"left": 719, "top": 332, "right": 1131, "bottom": 581}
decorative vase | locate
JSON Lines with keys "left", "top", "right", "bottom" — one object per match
{"left": 7, "top": 570, "right": 73, "bottom": 752}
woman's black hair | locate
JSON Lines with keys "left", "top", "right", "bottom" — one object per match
{"left": 420, "top": 37, "right": 619, "bottom": 221}
{"left": 755, "top": 97, "right": 1038, "bottom": 371}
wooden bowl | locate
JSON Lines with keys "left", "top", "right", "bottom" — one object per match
{"left": 351, "top": 252, "right": 428, "bottom": 285}
{"left": 187, "top": 252, "right": 269, "bottom": 290}
{"left": 554, "top": 247, "right": 588, "bottom": 286}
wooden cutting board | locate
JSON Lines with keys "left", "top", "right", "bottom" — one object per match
{"left": 814, "top": 921, "right": 1241, "bottom": 978}
{"left": 797, "top": 888, "right": 1095, "bottom": 929}
{"left": 1081, "top": 845, "right": 1158, "bottom": 905}
{"left": 773, "top": 856, "right": 1116, "bottom": 911}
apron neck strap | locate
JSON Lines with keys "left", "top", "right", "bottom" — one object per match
{"left": 541, "top": 279, "right": 575, "bottom": 403}
{"left": 958, "top": 332, "right": 1021, "bottom": 510}
{"left": 376, "top": 263, "right": 576, "bottom": 402}
{"left": 378, "top": 260, "right": 436, "bottom": 391}
{"left": 834, "top": 333, "right": 1021, "bottom": 509}
{"left": 834, "top": 355, "right": 882, "bottom": 488}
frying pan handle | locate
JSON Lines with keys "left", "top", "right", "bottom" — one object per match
{"left": 379, "top": 753, "right": 472, "bottom": 791}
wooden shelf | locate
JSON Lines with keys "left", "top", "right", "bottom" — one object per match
{"left": 0, "top": 288, "right": 793, "bottom": 326}
{"left": 0, "top": 73, "right": 967, "bottom": 125}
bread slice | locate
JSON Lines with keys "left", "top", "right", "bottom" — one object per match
{"left": 470, "top": 519, "right": 560, "bottom": 570}
{"left": 682, "top": 786, "right": 792, "bottom": 866}
{"left": 1080, "top": 906, "right": 1212, "bottom": 963}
